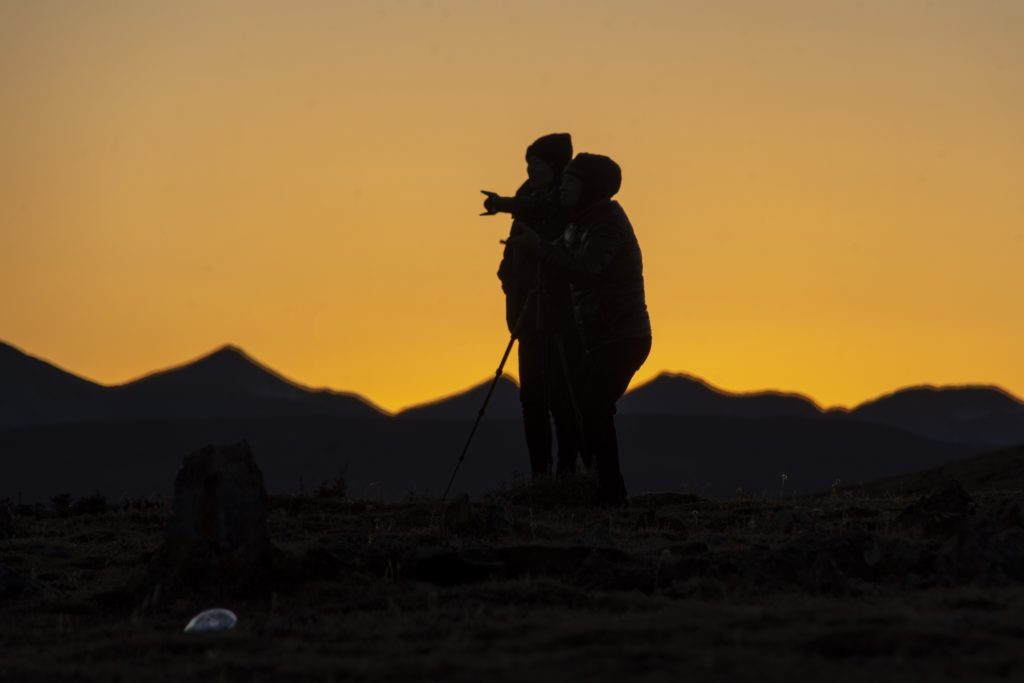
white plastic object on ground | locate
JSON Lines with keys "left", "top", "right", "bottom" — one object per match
{"left": 183, "top": 608, "right": 238, "bottom": 633}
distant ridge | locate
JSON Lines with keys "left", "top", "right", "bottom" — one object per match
{"left": 108, "top": 344, "right": 387, "bottom": 421}
{"left": 112, "top": 344, "right": 309, "bottom": 398}
{"left": 0, "top": 341, "right": 385, "bottom": 428}
{"left": 396, "top": 371, "right": 823, "bottom": 422}
{"left": 0, "top": 341, "right": 108, "bottom": 429}
{"left": 396, "top": 375, "right": 520, "bottom": 419}
{"left": 3, "top": 339, "right": 1024, "bottom": 449}
{"left": 619, "top": 372, "right": 821, "bottom": 418}
{"left": 850, "top": 385, "right": 1024, "bottom": 445}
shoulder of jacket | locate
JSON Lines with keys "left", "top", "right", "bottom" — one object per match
{"left": 585, "top": 203, "right": 627, "bottom": 229}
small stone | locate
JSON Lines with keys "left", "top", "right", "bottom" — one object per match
{"left": 184, "top": 608, "right": 238, "bottom": 634}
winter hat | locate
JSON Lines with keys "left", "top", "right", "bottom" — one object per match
{"left": 525, "top": 133, "right": 574, "bottom": 174}
{"left": 564, "top": 153, "right": 622, "bottom": 208}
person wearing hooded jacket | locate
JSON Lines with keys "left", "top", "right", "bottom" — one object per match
{"left": 505, "top": 152, "right": 651, "bottom": 504}
{"left": 490, "top": 133, "right": 584, "bottom": 478}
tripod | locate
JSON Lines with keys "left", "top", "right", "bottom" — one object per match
{"left": 441, "top": 273, "right": 586, "bottom": 501}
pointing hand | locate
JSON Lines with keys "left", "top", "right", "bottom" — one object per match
{"left": 481, "top": 190, "right": 500, "bottom": 216}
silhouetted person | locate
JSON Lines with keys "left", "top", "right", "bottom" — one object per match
{"left": 484, "top": 133, "right": 583, "bottom": 478}
{"left": 506, "top": 152, "right": 651, "bottom": 505}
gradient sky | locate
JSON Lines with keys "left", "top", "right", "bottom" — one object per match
{"left": 2, "top": 0, "right": 1021, "bottom": 413}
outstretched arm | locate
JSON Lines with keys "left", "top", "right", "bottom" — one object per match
{"left": 481, "top": 190, "right": 557, "bottom": 220}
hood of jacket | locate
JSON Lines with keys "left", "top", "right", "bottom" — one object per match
{"left": 564, "top": 153, "right": 622, "bottom": 211}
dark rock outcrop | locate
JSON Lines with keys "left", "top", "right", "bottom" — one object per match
{"left": 147, "top": 441, "right": 272, "bottom": 594}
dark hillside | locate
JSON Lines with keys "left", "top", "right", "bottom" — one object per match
{"left": 845, "top": 444, "right": 1024, "bottom": 497}
{"left": 850, "top": 385, "right": 1024, "bottom": 445}
{"left": 0, "top": 413, "right": 982, "bottom": 503}
{"left": 0, "top": 341, "right": 109, "bottom": 429}
{"left": 108, "top": 345, "right": 385, "bottom": 420}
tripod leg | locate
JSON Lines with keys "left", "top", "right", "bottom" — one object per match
{"left": 441, "top": 289, "right": 537, "bottom": 501}
{"left": 441, "top": 337, "right": 515, "bottom": 501}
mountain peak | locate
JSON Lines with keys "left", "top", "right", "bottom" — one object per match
{"left": 0, "top": 339, "right": 107, "bottom": 429}
{"left": 638, "top": 372, "right": 820, "bottom": 404}
{"left": 621, "top": 371, "right": 821, "bottom": 417}
{"left": 0, "top": 339, "right": 101, "bottom": 389}
{"left": 848, "top": 383, "right": 1024, "bottom": 445}
{"left": 108, "top": 344, "right": 385, "bottom": 418}
{"left": 854, "top": 383, "right": 1024, "bottom": 414}
{"left": 649, "top": 371, "right": 713, "bottom": 387}
{"left": 194, "top": 344, "right": 259, "bottom": 367}
{"left": 118, "top": 343, "right": 308, "bottom": 402}
{"left": 207, "top": 343, "right": 249, "bottom": 358}
{"left": 397, "top": 374, "right": 520, "bottom": 419}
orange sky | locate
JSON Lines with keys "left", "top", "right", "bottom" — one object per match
{"left": 2, "top": 0, "right": 1021, "bottom": 413}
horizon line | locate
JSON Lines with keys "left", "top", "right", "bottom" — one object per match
{"left": 3, "top": 338, "right": 1022, "bottom": 415}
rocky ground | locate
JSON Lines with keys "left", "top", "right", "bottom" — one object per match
{"left": 2, "top": 473, "right": 1024, "bottom": 682}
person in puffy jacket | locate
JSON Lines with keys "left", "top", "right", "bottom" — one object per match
{"left": 505, "top": 152, "right": 652, "bottom": 504}
{"left": 490, "top": 133, "right": 584, "bottom": 478}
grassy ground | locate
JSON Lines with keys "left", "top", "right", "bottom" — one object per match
{"left": 2, "top": 475, "right": 1023, "bottom": 682}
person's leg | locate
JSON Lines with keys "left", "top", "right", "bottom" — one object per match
{"left": 518, "top": 338, "right": 552, "bottom": 477}
{"left": 581, "top": 336, "right": 652, "bottom": 503}
{"left": 580, "top": 354, "right": 623, "bottom": 501}
{"left": 548, "top": 332, "right": 584, "bottom": 476}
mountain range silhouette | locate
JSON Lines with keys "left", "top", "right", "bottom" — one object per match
{"left": 2, "top": 339, "right": 1022, "bottom": 502}
{"left": 0, "top": 342, "right": 382, "bottom": 430}
{"left": 392, "top": 362, "right": 1024, "bottom": 445}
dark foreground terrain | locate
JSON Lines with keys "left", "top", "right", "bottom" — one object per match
{"left": 3, "top": 457, "right": 1024, "bottom": 682}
